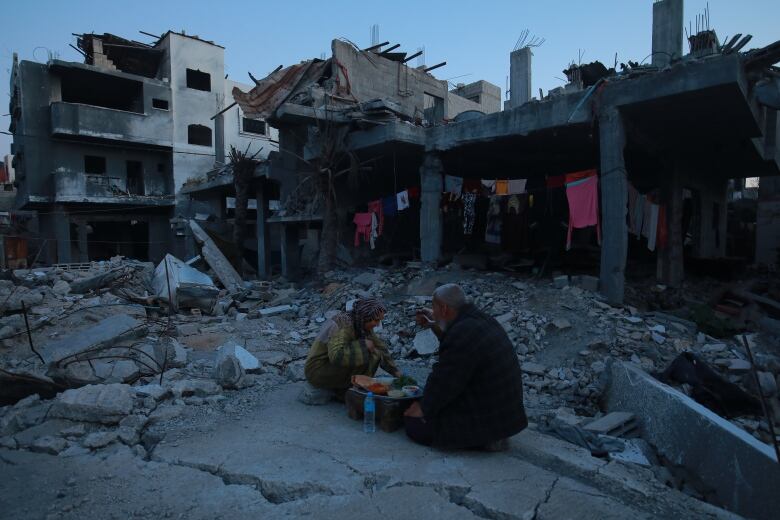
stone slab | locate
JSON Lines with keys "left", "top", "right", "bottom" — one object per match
{"left": 50, "top": 384, "right": 134, "bottom": 424}
{"left": 603, "top": 361, "right": 779, "bottom": 520}
{"left": 38, "top": 314, "right": 147, "bottom": 365}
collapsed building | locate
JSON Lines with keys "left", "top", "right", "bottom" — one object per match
{"left": 7, "top": 31, "right": 278, "bottom": 266}
{"left": 191, "top": 0, "right": 780, "bottom": 306}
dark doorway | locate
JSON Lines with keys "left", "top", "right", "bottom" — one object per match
{"left": 87, "top": 220, "right": 149, "bottom": 260}
{"left": 126, "top": 161, "right": 144, "bottom": 195}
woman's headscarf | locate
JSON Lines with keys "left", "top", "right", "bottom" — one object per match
{"left": 333, "top": 298, "right": 387, "bottom": 338}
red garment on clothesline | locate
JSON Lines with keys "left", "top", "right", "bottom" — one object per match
{"left": 565, "top": 174, "right": 601, "bottom": 250}
{"left": 353, "top": 213, "right": 373, "bottom": 247}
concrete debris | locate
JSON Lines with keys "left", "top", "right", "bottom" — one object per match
{"left": 553, "top": 275, "right": 569, "bottom": 289}
{"left": 50, "top": 384, "right": 134, "bottom": 424}
{"left": 583, "top": 412, "right": 639, "bottom": 438}
{"left": 412, "top": 328, "right": 439, "bottom": 356}
{"left": 188, "top": 220, "right": 245, "bottom": 293}
{"left": 216, "top": 341, "right": 261, "bottom": 372}
{"left": 152, "top": 254, "right": 219, "bottom": 313}
{"left": 82, "top": 431, "right": 119, "bottom": 449}
{"left": 756, "top": 371, "right": 778, "bottom": 397}
{"left": 259, "top": 304, "right": 293, "bottom": 317}
{"left": 171, "top": 379, "right": 221, "bottom": 398}
{"left": 153, "top": 337, "right": 189, "bottom": 369}
{"left": 30, "top": 435, "right": 68, "bottom": 455}
{"left": 39, "top": 314, "right": 147, "bottom": 366}
{"left": 213, "top": 351, "right": 246, "bottom": 389}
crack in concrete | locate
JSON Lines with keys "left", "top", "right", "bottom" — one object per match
{"left": 387, "top": 480, "right": 524, "bottom": 520}
{"left": 159, "top": 457, "right": 342, "bottom": 505}
{"left": 530, "top": 476, "right": 560, "bottom": 520}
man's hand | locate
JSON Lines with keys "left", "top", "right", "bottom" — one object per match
{"left": 415, "top": 308, "right": 434, "bottom": 328}
{"left": 404, "top": 401, "right": 424, "bottom": 418}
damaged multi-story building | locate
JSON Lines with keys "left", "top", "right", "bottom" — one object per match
{"left": 8, "top": 31, "right": 277, "bottom": 265}
{"left": 209, "top": 0, "right": 780, "bottom": 305}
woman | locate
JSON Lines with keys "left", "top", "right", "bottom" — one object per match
{"left": 304, "top": 298, "right": 400, "bottom": 391}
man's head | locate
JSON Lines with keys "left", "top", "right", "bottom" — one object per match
{"left": 431, "top": 284, "right": 467, "bottom": 331}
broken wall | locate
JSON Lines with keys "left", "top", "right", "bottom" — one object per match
{"left": 756, "top": 176, "right": 780, "bottom": 266}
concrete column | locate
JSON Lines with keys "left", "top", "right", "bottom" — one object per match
{"left": 53, "top": 205, "right": 71, "bottom": 264}
{"left": 693, "top": 180, "right": 728, "bottom": 258}
{"left": 598, "top": 107, "right": 628, "bottom": 305}
{"left": 214, "top": 113, "right": 225, "bottom": 165}
{"left": 280, "top": 223, "right": 300, "bottom": 281}
{"left": 77, "top": 222, "right": 89, "bottom": 263}
{"left": 419, "top": 153, "right": 443, "bottom": 263}
{"left": 656, "top": 165, "right": 684, "bottom": 287}
{"left": 256, "top": 183, "right": 271, "bottom": 278}
{"left": 509, "top": 47, "right": 532, "bottom": 109}
{"left": 652, "top": 0, "right": 684, "bottom": 67}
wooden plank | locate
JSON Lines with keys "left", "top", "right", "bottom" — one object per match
{"left": 189, "top": 220, "right": 244, "bottom": 293}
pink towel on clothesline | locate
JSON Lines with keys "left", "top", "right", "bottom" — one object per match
{"left": 566, "top": 175, "right": 601, "bottom": 250}
{"left": 353, "top": 212, "right": 373, "bottom": 247}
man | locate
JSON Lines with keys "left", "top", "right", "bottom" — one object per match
{"left": 404, "top": 284, "right": 527, "bottom": 450}
{"left": 304, "top": 298, "right": 400, "bottom": 396}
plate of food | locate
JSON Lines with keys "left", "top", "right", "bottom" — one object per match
{"left": 351, "top": 375, "right": 422, "bottom": 400}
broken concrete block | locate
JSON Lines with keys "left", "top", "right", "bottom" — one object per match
{"left": 297, "top": 383, "right": 333, "bottom": 406}
{"left": 412, "top": 328, "right": 439, "bottom": 356}
{"left": 0, "top": 325, "right": 15, "bottom": 340}
{"left": 213, "top": 353, "right": 246, "bottom": 389}
{"left": 701, "top": 343, "right": 726, "bottom": 354}
{"left": 152, "top": 254, "right": 219, "bottom": 313}
{"left": 522, "top": 362, "right": 547, "bottom": 377}
{"left": 52, "top": 280, "right": 71, "bottom": 296}
{"left": 110, "top": 360, "right": 141, "bottom": 384}
{"left": 188, "top": 220, "right": 244, "bottom": 293}
{"left": 259, "top": 305, "right": 293, "bottom": 317}
{"left": 551, "top": 318, "right": 572, "bottom": 330}
{"left": 756, "top": 371, "right": 777, "bottom": 397}
{"left": 603, "top": 361, "right": 780, "bottom": 520}
{"left": 728, "top": 359, "right": 751, "bottom": 374}
{"left": 0, "top": 436, "right": 17, "bottom": 449}
{"left": 30, "top": 435, "right": 68, "bottom": 455}
{"left": 82, "top": 431, "right": 118, "bottom": 449}
{"left": 651, "top": 332, "right": 666, "bottom": 345}
{"left": 553, "top": 275, "right": 569, "bottom": 289}
{"left": 216, "top": 341, "right": 261, "bottom": 372}
{"left": 50, "top": 384, "right": 134, "bottom": 424}
{"left": 39, "top": 314, "right": 147, "bottom": 366}
{"left": 583, "top": 412, "right": 639, "bottom": 438}
{"left": 171, "top": 379, "right": 221, "bottom": 398}
{"left": 153, "top": 337, "right": 188, "bottom": 369}
{"left": 624, "top": 316, "right": 643, "bottom": 324}
{"left": 0, "top": 402, "right": 52, "bottom": 437}
{"left": 116, "top": 426, "right": 140, "bottom": 446}
{"left": 133, "top": 384, "right": 168, "bottom": 401}
{"left": 60, "top": 424, "right": 87, "bottom": 438}
{"left": 352, "top": 272, "right": 380, "bottom": 288}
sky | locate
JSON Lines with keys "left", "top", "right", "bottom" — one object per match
{"left": 2, "top": 0, "right": 778, "bottom": 155}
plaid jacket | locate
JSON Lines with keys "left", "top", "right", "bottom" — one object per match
{"left": 421, "top": 304, "right": 527, "bottom": 448}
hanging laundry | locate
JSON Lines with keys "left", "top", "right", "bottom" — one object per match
{"left": 463, "top": 193, "right": 477, "bottom": 235}
{"left": 565, "top": 175, "right": 601, "bottom": 250}
{"left": 481, "top": 179, "right": 496, "bottom": 193}
{"left": 369, "top": 212, "right": 378, "bottom": 250}
{"left": 635, "top": 193, "right": 646, "bottom": 239}
{"left": 657, "top": 205, "right": 668, "bottom": 250}
{"left": 495, "top": 180, "right": 509, "bottom": 195}
{"left": 463, "top": 178, "right": 482, "bottom": 193}
{"left": 383, "top": 195, "right": 397, "bottom": 217}
{"left": 546, "top": 175, "right": 566, "bottom": 189}
{"left": 564, "top": 169, "right": 596, "bottom": 184}
{"left": 444, "top": 175, "right": 463, "bottom": 196}
{"left": 507, "top": 195, "right": 521, "bottom": 214}
{"left": 407, "top": 186, "right": 420, "bottom": 199}
{"left": 644, "top": 202, "right": 659, "bottom": 251}
{"left": 484, "top": 196, "right": 503, "bottom": 244}
{"left": 627, "top": 184, "right": 638, "bottom": 236}
{"left": 353, "top": 213, "right": 373, "bottom": 247}
{"left": 367, "top": 200, "right": 384, "bottom": 236}
{"left": 508, "top": 179, "right": 527, "bottom": 194}
{"left": 396, "top": 190, "right": 410, "bottom": 211}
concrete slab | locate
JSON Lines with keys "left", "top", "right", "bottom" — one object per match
{"left": 38, "top": 314, "right": 147, "bottom": 365}
{"left": 603, "top": 361, "right": 779, "bottom": 520}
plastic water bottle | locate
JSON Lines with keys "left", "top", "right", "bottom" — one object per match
{"left": 363, "top": 392, "right": 376, "bottom": 433}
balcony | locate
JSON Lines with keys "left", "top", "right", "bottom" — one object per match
{"left": 50, "top": 102, "right": 173, "bottom": 148}
{"left": 53, "top": 171, "right": 174, "bottom": 206}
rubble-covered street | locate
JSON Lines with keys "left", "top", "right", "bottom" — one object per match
{"left": 1, "top": 258, "right": 779, "bottom": 519}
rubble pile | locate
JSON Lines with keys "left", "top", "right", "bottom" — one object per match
{"left": 1, "top": 257, "right": 779, "bottom": 465}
